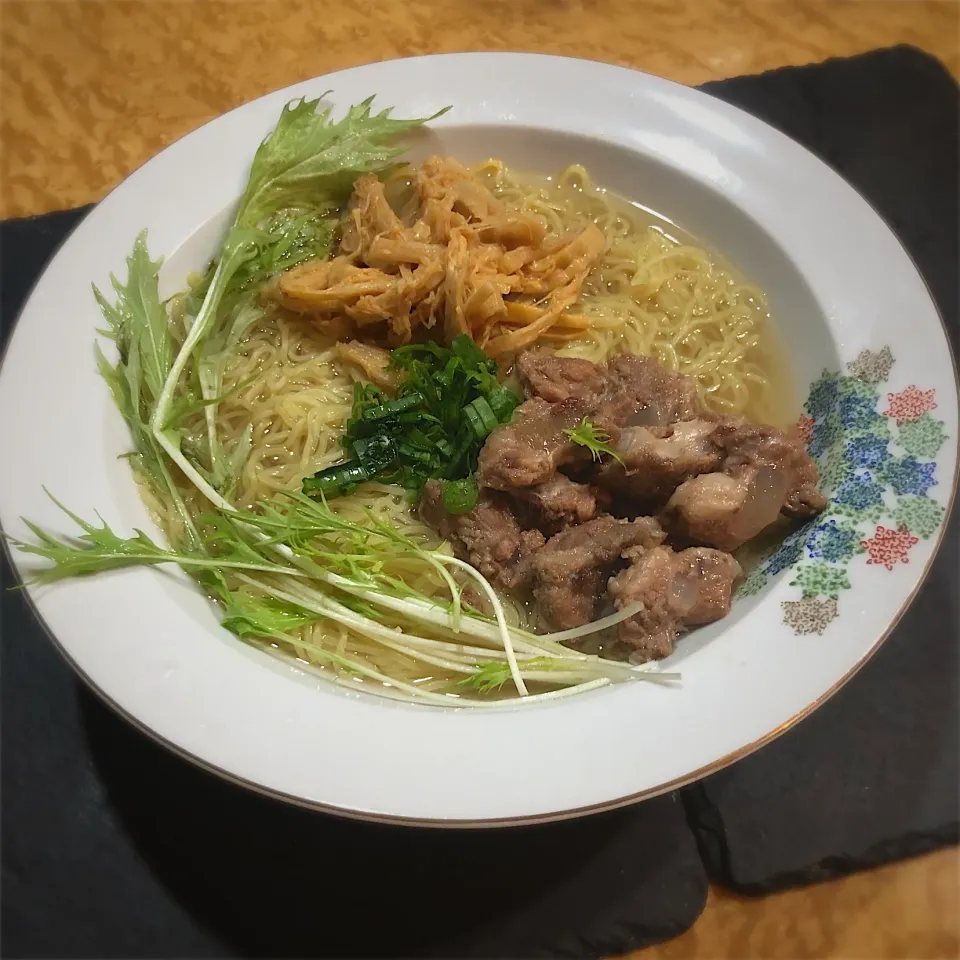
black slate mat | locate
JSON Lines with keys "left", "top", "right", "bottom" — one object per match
{"left": 1, "top": 43, "right": 958, "bottom": 959}
{"left": 684, "top": 44, "right": 960, "bottom": 893}
{"left": 1, "top": 559, "right": 705, "bottom": 959}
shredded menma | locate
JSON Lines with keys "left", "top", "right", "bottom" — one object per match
{"left": 11, "top": 95, "right": 678, "bottom": 704}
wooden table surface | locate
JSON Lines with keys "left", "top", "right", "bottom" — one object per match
{"left": 1, "top": 2, "right": 957, "bottom": 957}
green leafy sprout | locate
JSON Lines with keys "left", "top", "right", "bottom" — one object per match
{"left": 10, "top": 95, "right": 673, "bottom": 705}
{"left": 563, "top": 418, "right": 624, "bottom": 466}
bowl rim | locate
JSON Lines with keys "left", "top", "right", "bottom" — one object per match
{"left": 1, "top": 52, "right": 957, "bottom": 826}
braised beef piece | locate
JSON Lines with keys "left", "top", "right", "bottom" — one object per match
{"left": 713, "top": 421, "right": 828, "bottom": 518}
{"left": 597, "top": 419, "right": 724, "bottom": 503}
{"left": 517, "top": 350, "right": 609, "bottom": 403}
{"left": 506, "top": 473, "right": 601, "bottom": 533}
{"left": 419, "top": 481, "right": 544, "bottom": 590}
{"left": 477, "top": 397, "right": 588, "bottom": 490}
{"left": 660, "top": 420, "right": 827, "bottom": 550}
{"left": 481, "top": 352, "right": 708, "bottom": 493}
{"left": 601, "top": 354, "right": 706, "bottom": 426}
{"left": 419, "top": 349, "right": 825, "bottom": 662}
{"left": 608, "top": 545, "right": 742, "bottom": 661}
{"left": 661, "top": 467, "right": 787, "bottom": 552}
{"left": 531, "top": 515, "right": 666, "bottom": 629}
{"left": 554, "top": 353, "right": 707, "bottom": 437}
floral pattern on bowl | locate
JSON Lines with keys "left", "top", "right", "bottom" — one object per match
{"left": 737, "top": 346, "right": 950, "bottom": 635}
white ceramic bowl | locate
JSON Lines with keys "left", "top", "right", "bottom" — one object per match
{"left": 1, "top": 54, "right": 956, "bottom": 825}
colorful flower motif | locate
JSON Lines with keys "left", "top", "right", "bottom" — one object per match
{"left": 805, "top": 371, "right": 842, "bottom": 421}
{"left": 898, "top": 413, "right": 948, "bottom": 459}
{"left": 860, "top": 524, "right": 919, "bottom": 570}
{"left": 791, "top": 562, "right": 852, "bottom": 599}
{"left": 839, "top": 391, "right": 885, "bottom": 432}
{"left": 795, "top": 414, "right": 815, "bottom": 446}
{"left": 735, "top": 564, "right": 769, "bottom": 599}
{"left": 782, "top": 597, "right": 839, "bottom": 635}
{"left": 839, "top": 373, "right": 881, "bottom": 401}
{"left": 884, "top": 385, "right": 937, "bottom": 425}
{"left": 830, "top": 472, "right": 889, "bottom": 524}
{"left": 893, "top": 495, "right": 946, "bottom": 540}
{"left": 817, "top": 443, "right": 854, "bottom": 493}
{"left": 806, "top": 519, "right": 861, "bottom": 563}
{"left": 809, "top": 414, "right": 841, "bottom": 457}
{"left": 833, "top": 472, "right": 885, "bottom": 512}
{"left": 846, "top": 433, "right": 891, "bottom": 470}
{"left": 763, "top": 527, "right": 809, "bottom": 576}
{"left": 881, "top": 455, "right": 938, "bottom": 497}
{"left": 846, "top": 346, "right": 894, "bottom": 384}
{"left": 749, "top": 352, "right": 947, "bottom": 636}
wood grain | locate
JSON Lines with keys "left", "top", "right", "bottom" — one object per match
{"left": 0, "top": 2, "right": 957, "bottom": 957}
{"left": 642, "top": 848, "right": 960, "bottom": 959}
{"left": 1, "top": 0, "right": 959, "bottom": 219}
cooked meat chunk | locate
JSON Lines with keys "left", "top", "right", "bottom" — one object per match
{"left": 603, "top": 354, "right": 706, "bottom": 426}
{"left": 597, "top": 419, "right": 724, "bottom": 502}
{"left": 660, "top": 465, "right": 789, "bottom": 552}
{"left": 477, "top": 397, "right": 588, "bottom": 490}
{"left": 419, "top": 481, "right": 544, "bottom": 590}
{"left": 713, "top": 420, "right": 828, "bottom": 518}
{"left": 517, "top": 350, "right": 609, "bottom": 403}
{"left": 657, "top": 419, "right": 827, "bottom": 549}
{"left": 608, "top": 546, "right": 742, "bottom": 661}
{"left": 513, "top": 350, "right": 706, "bottom": 435}
{"left": 424, "top": 348, "right": 824, "bottom": 665}
{"left": 483, "top": 353, "right": 716, "bottom": 497}
{"left": 531, "top": 515, "right": 666, "bottom": 629}
{"left": 507, "top": 474, "right": 600, "bottom": 533}
{"left": 786, "top": 480, "right": 830, "bottom": 518}
{"left": 460, "top": 585, "right": 494, "bottom": 617}
{"left": 674, "top": 548, "right": 743, "bottom": 629}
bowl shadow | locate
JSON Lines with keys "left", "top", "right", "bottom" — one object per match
{"left": 78, "top": 687, "right": 706, "bottom": 958}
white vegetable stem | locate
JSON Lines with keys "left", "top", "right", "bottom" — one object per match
{"left": 321, "top": 572, "right": 554, "bottom": 657}
{"left": 437, "top": 555, "right": 527, "bottom": 696}
{"left": 150, "top": 252, "right": 246, "bottom": 514}
{"left": 538, "top": 600, "right": 647, "bottom": 643}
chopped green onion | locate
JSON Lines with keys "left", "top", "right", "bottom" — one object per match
{"left": 464, "top": 404, "right": 484, "bottom": 441}
{"left": 437, "top": 357, "right": 459, "bottom": 386}
{"left": 487, "top": 385, "right": 519, "bottom": 422}
{"left": 352, "top": 435, "right": 397, "bottom": 471}
{"left": 451, "top": 334, "right": 493, "bottom": 371}
{"left": 397, "top": 442, "right": 441, "bottom": 468}
{"left": 303, "top": 461, "right": 373, "bottom": 498}
{"left": 305, "top": 334, "right": 520, "bottom": 504}
{"left": 442, "top": 477, "right": 479, "bottom": 514}
{"left": 465, "top": 396, "right": 498, "bottom": 439}
{"left": 361, "top": 392, "right": 423, "bottom": 422}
